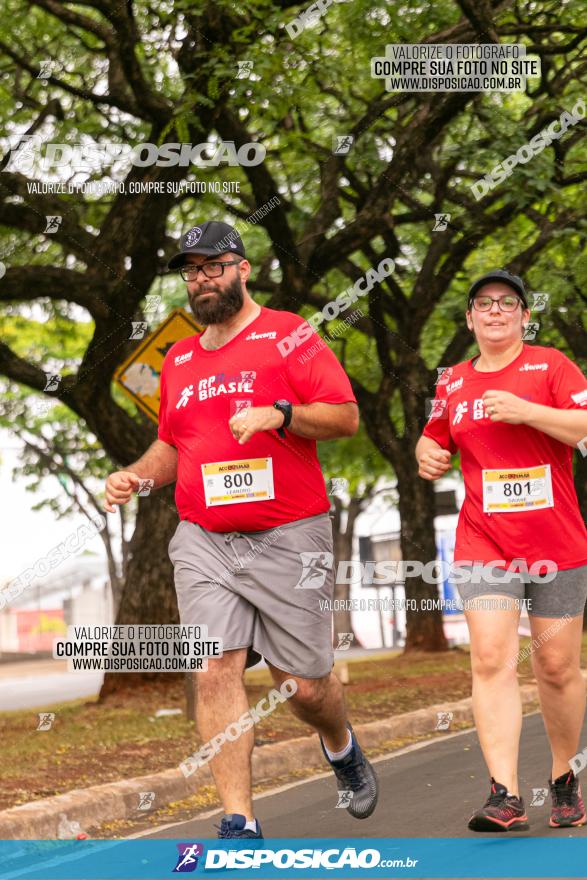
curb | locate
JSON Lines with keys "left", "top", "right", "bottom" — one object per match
{"left": 0, "top": 684, "right": 541, "bottom": 839}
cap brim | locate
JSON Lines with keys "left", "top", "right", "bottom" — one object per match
{"left": 167, "top": 247, "right": 224, "bottom": 270}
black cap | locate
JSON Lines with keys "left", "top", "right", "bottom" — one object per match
{"left": 168, "top": 221, "right": 245, "bottom": 270}
{"left": 468, "top": 269, "right": 528, "bottom": 308}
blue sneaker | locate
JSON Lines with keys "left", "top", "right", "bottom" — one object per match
{"left": 215, "top": 814, "right": 264, "bottom": 839}
{"left": 320, "top": 725, "right": 379, "bottom": 819}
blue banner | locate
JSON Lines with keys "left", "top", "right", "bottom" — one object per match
{"left": 438, "top": 531, "right": 460, "bottom": 615}
{"left": 1, "top": 837, "right": 587, "bottom": 879}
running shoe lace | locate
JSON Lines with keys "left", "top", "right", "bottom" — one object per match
{"left": 214, "top": 821, "right": 245, "bottom": 838}
{"left": 336, "top": 756, "right": 365, "bottom": 791}
{"left": 485, "top": 790, "right": 508, "bottom": 808}
{"left": 552, "top": 780, "right": 575, "bottom": 807}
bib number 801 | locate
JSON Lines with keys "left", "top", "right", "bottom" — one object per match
{"left": 503, "top": 481, "right": 531, "bottom": 497}
{"left": 223, "top": 472, "right": 253, "bottom": 489}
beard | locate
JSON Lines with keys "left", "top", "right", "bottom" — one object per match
{"left": 187, "top": 274, "right": 244, "bottom": 325}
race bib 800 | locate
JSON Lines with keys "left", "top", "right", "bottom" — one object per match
{"left": 202, "top": 458, "right": 275, "bottom": 507}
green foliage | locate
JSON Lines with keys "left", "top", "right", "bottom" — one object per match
{"left": 0, "top": 0, "right": 584, "bottom": 521}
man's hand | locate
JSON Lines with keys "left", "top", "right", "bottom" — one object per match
{"left": 104, "top": 471, "right": 141, "bottom": 512}
{"left": 482, "top": 390, "right": 533, "bottom": 424}
{"left": 418, "top": 448, "right": 452, "bottom": 481}
{"left": 229, "top": 406, "right": 284, "bottom": 445}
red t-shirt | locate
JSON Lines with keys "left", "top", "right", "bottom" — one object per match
{"left": 423, "top": 344, "right": 587, "bottom": 570}
{"left": 158, "top": 306, "right": 356, "bottom": 532}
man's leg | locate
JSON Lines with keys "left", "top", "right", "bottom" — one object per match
{"left": 267, "top": 662, "right": 378, "bottom": 818}
{"left": 530, "top": 614, "right": 585, "bottom": 780}
{"left": 240, "top": 515, "right": 377, "bottom": 817}
{"left": 267, "top": 664, "right": 348, "bottom": 752}
{"left": 195, "top": 647, "right": 254, "bottom": 819}
{"left": 465, "top": 598, "right": 522, "bottom": 795}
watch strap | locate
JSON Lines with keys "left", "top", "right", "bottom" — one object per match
{"left": 273, "top": 400, "right": 292, "bottom": 437}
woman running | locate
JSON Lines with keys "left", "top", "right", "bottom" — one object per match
{"left": 416, "top": 269, "right": 587, "bottom": 832}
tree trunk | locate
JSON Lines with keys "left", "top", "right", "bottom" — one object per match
{"left": 98, "top": 485, "right": 180, "bottom": 699}
{"left": 356, "top": 367, "right": 448, "bottom": 652}
{"left": 395, "top": 445, "right": 449, "bottom": 652}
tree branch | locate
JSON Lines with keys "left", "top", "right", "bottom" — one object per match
{"left": 0, "top": 267, "right": 110, "bottom": 319}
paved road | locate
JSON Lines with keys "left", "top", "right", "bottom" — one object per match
{"left": 138, "top": 712, "right": 587, "bottom": 840}
{"left": 0, "top": 661, "right": 102, "bottom": 710}
{"left": 0, "top": 649, "right": 380, "bottom": 712}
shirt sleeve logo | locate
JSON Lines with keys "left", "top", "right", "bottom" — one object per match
{"left": 571, "top": 389, "right": 587, "bottom": 406}
{"left": 174, "top": 350, "right": 193, "bottom": 366}
{"left": 446, "top": 377, "right": 464, "bottom": 395}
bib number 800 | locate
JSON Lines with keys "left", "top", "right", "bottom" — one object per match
{"left": 223, "top": 472, "right": 253, "bottom": 489}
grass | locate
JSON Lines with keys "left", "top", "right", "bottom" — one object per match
{"left": 1, "top": 635, "right": 586, "bottom": 813}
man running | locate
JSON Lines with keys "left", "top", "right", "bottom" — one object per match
{"left": 416, "top": 269, "right": 587, "bottom": 832}
{"left": 104, "top": 221, "right": 378, "bottom": 838}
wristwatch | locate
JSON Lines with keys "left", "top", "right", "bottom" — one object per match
{"left": 273, "top": 399, "right": 293, "bottom": 438}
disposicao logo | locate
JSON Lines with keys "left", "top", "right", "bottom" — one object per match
{"left": 173, "top": 842, "right": 204, "bottom": 872}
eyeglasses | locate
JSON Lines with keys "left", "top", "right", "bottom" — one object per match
{"left": 179, "top": 259, "right": 242, "bottom": 282}
{"left": 471, "top": 295, "right": 522, "bottom": 312}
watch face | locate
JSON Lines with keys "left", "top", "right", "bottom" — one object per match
{"left": 275, "top": 399, "right": 290, "bottom": 407}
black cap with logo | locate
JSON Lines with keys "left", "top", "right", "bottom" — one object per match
{"left": 467, "top": 269, "right": 528, "bottom": 309}
{"left": 168, "top": 221, "right": 246, "bottom": 270}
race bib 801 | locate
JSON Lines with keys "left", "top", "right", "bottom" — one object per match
{"left": 482, "top": 464, "right": 553, "bottom": 514}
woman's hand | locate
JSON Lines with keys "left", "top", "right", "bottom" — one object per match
{"left": 418, "top": 447, "right": 452, "bottom": 481}
{"left": 482, "top": 390, "right": 533, "bottom": 424}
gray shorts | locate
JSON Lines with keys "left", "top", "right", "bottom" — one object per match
{"left": 168, "top": 513, "right": 335, "bottom": 678}
{"left": 456, "top": 563, "right": 587, "bottom": 618}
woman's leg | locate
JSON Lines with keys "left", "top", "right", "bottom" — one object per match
{"left": 465, "top": 596, "right": 522, "bottom": 794}
{"left": 529, "top": 614, "right": 585, "bottom": 780}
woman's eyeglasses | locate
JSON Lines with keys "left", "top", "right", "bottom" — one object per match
{"left": 471, "top": 295, "right": 522, "bottom": 312}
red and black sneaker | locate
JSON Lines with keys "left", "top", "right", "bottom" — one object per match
{"left": 549, "top": 770, "right": 586, "bottom": 828}
{"left": 468, "top": 778, "right": 529, "bottom": 832}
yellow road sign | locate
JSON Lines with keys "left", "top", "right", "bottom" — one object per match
{"left": 114, "top": 308, "right": 201, "bottom": 423}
